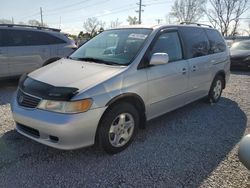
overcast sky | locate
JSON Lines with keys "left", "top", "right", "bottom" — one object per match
{"left": 1, "top": 0, "right": 249, "bottom": 35}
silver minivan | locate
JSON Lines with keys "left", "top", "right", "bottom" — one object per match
{"left": 0, "top": 24, "right": 76, "bottom": 79}
{"left": 11, "top": 24, "right": 230, "bottom": 154}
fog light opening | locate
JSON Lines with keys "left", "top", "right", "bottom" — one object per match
{"left": 49, "top": 135, "right": 59, "bottom": 143}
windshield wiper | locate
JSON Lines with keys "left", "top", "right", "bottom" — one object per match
{"left": 69, "top": 57, "right": 124, "bottom": 66}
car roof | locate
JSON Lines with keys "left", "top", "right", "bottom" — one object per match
{"left": 0, "top": 24, "right": 61, "bottom": 34}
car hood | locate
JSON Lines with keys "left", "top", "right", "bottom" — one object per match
{"left": 230, "top": 50, "right": 250, "bottom": 58}
{"left": 28, "top": 58, "right": 125, "bottom": 91}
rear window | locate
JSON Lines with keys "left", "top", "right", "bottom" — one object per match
{"left": 205, "top": 29, "right": 226, "bottom": 53}
{"left": 179, "top": 27, "right": 209, "bottom": 59}
{"left": 5, "top": 29, "right": 66, "bottom": 46}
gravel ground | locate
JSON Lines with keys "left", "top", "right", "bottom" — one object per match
{"left": 0, "top": 72, "right": 249, "bottom": 188}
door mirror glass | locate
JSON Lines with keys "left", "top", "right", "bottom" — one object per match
{"left": 149, "top": 53, "right": 169, "bottom": 65}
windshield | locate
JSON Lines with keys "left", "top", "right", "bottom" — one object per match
{"left": 70, "top": 28, "right": 152, "bottom": 65}
{"left": 231, "top": 41, "right": 250, "bottom": 51}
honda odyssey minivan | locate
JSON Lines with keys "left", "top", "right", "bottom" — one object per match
{"left": 0, "top": 24, "right": 76, "bottom": 79}
{"left": 11, "top": 24, "right": 230, "bottom": 154}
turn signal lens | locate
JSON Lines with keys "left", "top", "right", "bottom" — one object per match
{"left": 64, "top": 99, "right": 92, "bottom": 113}
{"left": 38, "top": 99, "right": 93, "bottom": 113}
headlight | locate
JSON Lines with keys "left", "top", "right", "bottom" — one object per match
{"left": 37, "top": 99, "right": 92, "bottom": 113}
{"left": 244, "top": 56, "right": 250, "bottom": 61}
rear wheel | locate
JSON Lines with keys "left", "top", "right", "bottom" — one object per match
{"left": 207, "top": 75, "right": 224, "bottom": 103}
{"left": 98, "top": 102, "right": 139, "bottom": 154}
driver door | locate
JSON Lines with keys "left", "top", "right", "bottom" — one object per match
{"left": 146, "top": 31, "right": 189, "bottom": 119}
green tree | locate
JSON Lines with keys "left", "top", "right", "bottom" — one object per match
{"left": 127, "top": 16, "right": 138, "bottom": 25}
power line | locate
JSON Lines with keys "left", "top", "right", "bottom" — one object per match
{"left": 45, "top": 0, "right": 91, "bottom": 13}
{"left": 47, "top": 4, "right": 138, "bottom": 25}
{"left": 44, "top": 0, "right": 112, "bottom": 16}
{"left": 18, "top": 0, "right": 97, "bottom": 20}
{"left": 34, "top": 0, "right": 174, "bottom": 26}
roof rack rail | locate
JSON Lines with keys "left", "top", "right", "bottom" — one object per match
{"left": 180, "top": 22, "right": 213, "bottom": 28}
{"left": 0, "top": 24, "right": 61, "bottom": 32}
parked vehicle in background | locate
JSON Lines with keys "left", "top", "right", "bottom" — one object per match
{"left": 230, "top": 40, "right": 250, "bottom": 70}
{"left": 225, "top": 39, "right": 234, "bottom": 48}
{"left": 0, "top": 24, "right": 77, "bottom": 79}
{"left": 239, "top": 135, "right": 250, "bottom": 170}
{"left": 11, "top": 23, "right": 230, "bottom": 154}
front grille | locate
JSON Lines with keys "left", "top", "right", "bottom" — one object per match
{"left": 17, "top": 89, "right": 41, "bottom": 108}
{"left": 17, "top": 123, "right": 40, "bottom": 138}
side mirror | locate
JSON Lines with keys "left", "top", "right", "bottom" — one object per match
{"left": 149, "top": 53, "right": 169, "bottom": 66}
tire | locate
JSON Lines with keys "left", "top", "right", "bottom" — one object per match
{"left": 207, "top": 75, "right": 224, "bottom": 103}
{"left": 98, "top": 102, "right": 139, "bottom": 154}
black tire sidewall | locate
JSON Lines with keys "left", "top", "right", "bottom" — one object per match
{"left": 208, "top": 75, "right": 224, "bottom": 103}
{"left": 98, "top": 102, "right": 139, "bottom": 154}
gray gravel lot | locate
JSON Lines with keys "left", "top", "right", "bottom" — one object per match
{"left": 0, "top": 72, "right": 249, "bottom": 188}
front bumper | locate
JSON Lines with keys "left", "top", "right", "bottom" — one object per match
{"left": 11, "top": 93, "right": 106, "bottom": 150}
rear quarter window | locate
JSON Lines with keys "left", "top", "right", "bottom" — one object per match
{"left": 0, "top": 30, "right": 3, "bottom": 47}
{"left": 205, "top": 29, "right": 226, "bottom": 53}
{"left": 0, "top": 29, "right": 8, "bottom": 47}
{"left": 179, "top": 27, "right": 209, "bottom": 59}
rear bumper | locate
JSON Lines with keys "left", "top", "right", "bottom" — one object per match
{"left": 11, "top": 93, "right": 106, "bottom": 150}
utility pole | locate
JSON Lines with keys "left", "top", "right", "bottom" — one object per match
{"left": 136, "top": 0, "right": 145, "bottom": 24}
{"left": 40, "top": 7, "right": 43, "bottom": 26}
{"left": 59, "top": 16, "right": 61, "bottom": 29}
{"left": 11, "top": 17, "right": 14, "bottom": 24}
{"left": 156, "top": 19, "right": 162, "bottom": 24}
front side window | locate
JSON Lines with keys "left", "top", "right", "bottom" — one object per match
{"left": 151, "top": 32, "right": 183, "bottom": 62}
{"left": 70, "top": 28, "right": 152, "bottom": 65}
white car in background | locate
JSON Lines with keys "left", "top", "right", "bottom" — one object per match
{"left": 0, "top": 24, "right": 77, "bottom": 79}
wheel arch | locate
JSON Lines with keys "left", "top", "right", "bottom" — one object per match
{"left": 95, "top": 93, "right": 146, "bottom": 144}
{"left": 106, "top": 93, "right": 145, "bottom": 111}
{"left": 214, "top": 70, "right": 226, "bottom": 89}
{"left": 105, "top": 93, "right": 146, "bottom": 128}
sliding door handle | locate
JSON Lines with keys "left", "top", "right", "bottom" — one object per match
{"left": 182, "top": 68, "right": 187, "bottom": 74}
{"left": 192, "top": 65, "right": 197, "bottom": 72}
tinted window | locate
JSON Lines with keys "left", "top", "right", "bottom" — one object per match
{"left": 5, "top": 29, "right": 66, "bottom": 46}
{"left": 0, "top": 29, "right": 8, "bottom": 47}
{"left": 179, "top": 27, "right": 209, "bottom": 58}
{"left": 206, "top": 29, "right": 226, "bottom": 53}
{"left": 0, "top": 30, "right": 3, "bottom": 47}
{"left": 151, "top": 32, "right": 183, "bottom": 62}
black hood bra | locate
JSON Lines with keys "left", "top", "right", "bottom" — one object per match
{"left": 18, "top": 74, "right": 79, "bottom": 101}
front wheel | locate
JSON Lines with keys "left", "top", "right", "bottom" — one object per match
{"left": 98, "top": 102, "right": 139, "bottom": 154}
{"left": 207, "top": 75, "right": 224, "bottom": 103}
